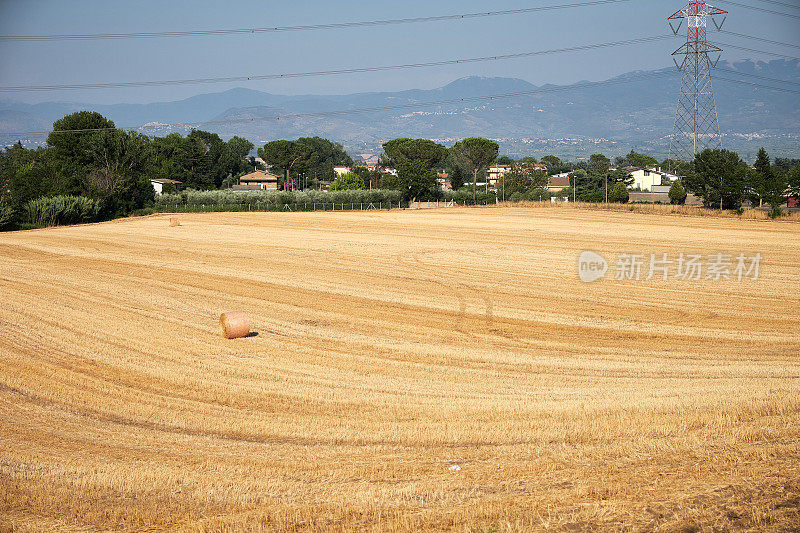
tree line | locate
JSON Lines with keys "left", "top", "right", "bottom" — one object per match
{"left": 2, "top": 111, "right": 799, "bottom": 230}
{"left": 671, "top": 148, "right": 800, "bottom": 216}
{"left": 0, "top": 111, "right": 256, "bottom": 229}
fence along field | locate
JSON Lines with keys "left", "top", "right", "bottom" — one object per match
{"left": 0, "top": 207, "right": 799, "bottom": 531}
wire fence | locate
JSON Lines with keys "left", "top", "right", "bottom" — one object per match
{"left": 152, "top": 199, "right": 475, "bottom": 213}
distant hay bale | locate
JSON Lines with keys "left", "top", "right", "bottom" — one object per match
{"left": 220, "top": 311, "right": 250, "bottom": 339}
{"left": 169, "top": 218, "right": 181, "bottom": 227}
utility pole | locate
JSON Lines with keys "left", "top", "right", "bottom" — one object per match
{"left": 667, "top": 1, "right": 727, "bottom": 163}
{"left": 573, "top": 174, "right": 577, "bottom": 204}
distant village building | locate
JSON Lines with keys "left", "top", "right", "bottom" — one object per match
{"left": 547, "top": 175, "right": 571, "bottom": 192}
{"left": 233, "top": 170, "right": 279, "bottom": 191}
{"left": 487, "top": 164, "right": 511, "bottom": 186}
{"left": 437, "top": 172, "right": 452, "bottom": 190}
{"left": 150, "top": 178, "right": 182, "bottom": 195}
{"left": 333, "top": 166, "right": 351, "bottom": 177}
{"left": 487, "top": 163, "right": 548, "bottom": 187}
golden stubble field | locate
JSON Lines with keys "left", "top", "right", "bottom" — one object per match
{"left": 1, "top": 206, "right": 799, "bottom": 532}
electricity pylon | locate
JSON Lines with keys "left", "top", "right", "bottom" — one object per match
{"left": 667, "top": 1, "right": 728, "bottom": 162}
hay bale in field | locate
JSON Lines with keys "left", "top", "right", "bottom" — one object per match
{"left": 220, "top": 311, "right": 250, "bottom": 339}
{"left": 169, "top": 218, "right": 181, "bottom": 227}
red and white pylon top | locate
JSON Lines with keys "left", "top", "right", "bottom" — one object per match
{"left": 668, "top": 1, "right": 727, "bottom": 42}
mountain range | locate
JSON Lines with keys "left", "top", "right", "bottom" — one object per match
{"left": 2, "top": 59, "right": 798, "bottom": 160}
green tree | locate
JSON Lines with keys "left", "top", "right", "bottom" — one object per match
{"left": 47, "top": 111, "right": 117, "bottom": 194}
{"left": 294, "top": 137, "right": 353, "bottom": 183}
{"left": 350, "top": 166, "right": 373, "bottom": 188}
{"left": 567, "top": 169, "right": 587, "bottom": 201}
{"left": 754, "top": 147, "right": 771, "bottom": 182}
{"left": 144, "top": 131, "right": 252, "bottom": 189}
{"left": 382, "top": 138, "right": 448, "bottom": 200}
{"left": 669, "top": 180, "right": 687, "bottom": 205}
{"left": 444, "top": 150, "right": 471, "bottom": 191}
{"left": 81, "top": 129, "right": 154, "bottom": 216}
{"left": 329, "top": 172, "right": 365, "bottom": 191}
{"left": 451, "top": 138, "right": 499, "bottom": 203}
{"left": 258, "top": 137, "right": 352, "bottom": 187}
{"left": 20, "top": 112, "right": 157, "bottom": 217}
{"left": 608, "top": 182, "right": 629, "bottom": 203}
{"left": 751, "top": 148, "right": 788, "bottom": 217}
{"left": 684, "top": 149, "right": 749, "bottom": 209}
{"left": 496, "top": 155, "right": 514, "bottom": 166}
{"left": 588, "top": 154, "right": 611, "bottom": 173}
{"left": 541, "top": 155, "right": 561, "bottom": 171}
{"left": 48, "top": 111, "right": 116, "bottom": 167}
{"left": 606, "top": 169, "right": 634, "bottom": 187}
{"left": 220, "top": 136, "right": 255, "bottom": 181}
{"left": 0, "top": 200, "right": 14, "bottom": 230}
{"left": 625, "top": 151, "right": 659, "bottom": 168}
{"left": 788, "top": 167, "right": 800, "bottom": 197}
{"left": 774, "top": 158, "right": 800, "bottom": 171}
{"left": 258, "top": 140, "right": 308, "bottom": 187}
{"left": 502, "top": 164, "right": 548, "bottom": 197}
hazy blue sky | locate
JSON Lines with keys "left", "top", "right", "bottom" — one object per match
{"left": 1, "top": 0, "right": 797, "bottom": 104}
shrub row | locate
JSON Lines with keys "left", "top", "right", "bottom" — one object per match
{"left": 443, "top": 189, "right": 499, "bottom": 204}
{"left": 23, "top": 195, "right": 103, "bottom": 227}
{"left": 156, "top": 189, "right": 405, "bottom": 207}
{"left": 508, "top": 189, "right": 554, "bottom": 203}
{"left": 0, "top": 201, "right": 14, "bottom": 231}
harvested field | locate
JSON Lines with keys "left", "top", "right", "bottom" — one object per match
{"left": 1, "top": 206, "right": 799, "bottom": 532}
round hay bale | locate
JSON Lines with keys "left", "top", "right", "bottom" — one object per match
{"left": 220, "top": 311, "right": 250, "bottom": 339}
{"left": 169, "top": 218, "right": 181, "bottom": 227}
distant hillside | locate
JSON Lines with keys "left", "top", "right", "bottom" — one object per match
{"left": 2, "top": 59, "right": 798, "bottom": 159}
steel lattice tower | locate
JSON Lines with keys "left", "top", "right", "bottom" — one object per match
{"left": 667, "top": 2, "right": 728, "bottom": 162}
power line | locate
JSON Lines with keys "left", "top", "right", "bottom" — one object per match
{"left": 717, "top": 41, "right": 800, "bottom": 60}
{"left": 720, "top": 29, "right": 800, "bottom": 50}
{"left": 715, "top": 74, "right": 800, "bottom": 94}
{"left": 2, "top": 28, "right": 793, "bottom": 93}
{"left": 0, "top": 35, "right": 674, "bottom": 92}
{"left": 751, "top": 0, "right": 800, "bottom": 10}
{"left": 725, "top": 0, "right": 800, "bottom": 19}
{"left": 0, "top": 0, "right": 630, "bottom": 42}
{"left": 717, "top": 66, "right": 800, "bottom": 85}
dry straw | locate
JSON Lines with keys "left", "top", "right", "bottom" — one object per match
{"left": 219, "top": 311, "right": 250, "bottom": 339}
{"left": 502, "top": 201, "right": 800, "bottom": 221}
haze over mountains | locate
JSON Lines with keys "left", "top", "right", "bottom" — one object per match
{"left": 1, "top": 59, "right": 798, "bottom": 160}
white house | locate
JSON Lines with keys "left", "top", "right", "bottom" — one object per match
{"left": 626, "top": 167, "right": 680, "bottom": 192}
{"left": 150, "top": 178, "right": 182, "bottom": 195}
